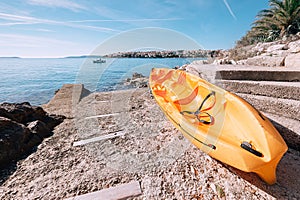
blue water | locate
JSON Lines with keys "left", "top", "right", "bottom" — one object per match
{"left": 0, "top": 57, "right": 202, "bottom": 105}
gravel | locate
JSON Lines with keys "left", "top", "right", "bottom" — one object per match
{"left": 0, "top": 88, "right": 299, "bottom": 199}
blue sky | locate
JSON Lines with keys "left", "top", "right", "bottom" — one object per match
{"left": 0, "top": 0, "right": 269, "bottom": 58}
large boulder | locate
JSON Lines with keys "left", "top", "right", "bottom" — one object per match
{"left": 27, "top": 120, "right": 50, "bottom": 138}
{"left": 123, "top": 73, "right": 148, "bottom": 88}
{"left": 0, "top": 102, "right": 64, "bottom": 128}
{"left": 0, "top": 102, "right": 35, "bottom": 124}
{"left": 287, "top": 40, "right": 300, "bottom": 53}
{"left": 0, "top": 102, "right": 65, "bottom": 168}
{"left": 230, "top": 38, "right": 300, "bottom": 67}
{"left": 0, "top": 117, "right": 32, "bottom": 167}
{"left": 266, "top": 44, "right": 286, "bottom": 53}
{"left": 132, "top": 72, "right": 145, "bottom": 79}
{"left": 285, "top": 53, "right": 300, "bottom": 68}
{"left": 240, "top": 55, "right": 285, "bottom": 67}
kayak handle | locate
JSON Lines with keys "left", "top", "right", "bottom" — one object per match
{"left": 241, "top": 141, "right": 263, "bottom": 157}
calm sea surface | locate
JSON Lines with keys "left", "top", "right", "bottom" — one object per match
{"left": 0, "top": 57, "right": 202, "bottom": 105}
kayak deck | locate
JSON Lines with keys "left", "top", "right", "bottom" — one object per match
{"left": 149, "top": 68, "right": 288, "bottom": 184}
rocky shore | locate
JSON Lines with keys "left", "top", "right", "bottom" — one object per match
{"left": 0, "top": 38, "right": 299, "bottom": 199}
{"left": 228, "top": 36, "right": 300, "bottom": 68}
{"left": 122, "top": 72, "right": 148, "bottom": 88}
{"left": 0, "top": 67, "right": 299, "bottom": 199}
{"left": 0, "top": 102, "right": 64, "bottom": 169}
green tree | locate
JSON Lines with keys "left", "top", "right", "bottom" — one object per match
{"left": 237, "top": 0, "right": 300, "bottom": 46}
{"left": 254, "top": 0, "right": 300, "bottom": 37}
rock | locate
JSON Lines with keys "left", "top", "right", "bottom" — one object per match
{"left": 236, "top": 59, "right": 247, "bottom": 65}
{"left": 0, "top": 102, "right": 35, "bottom": 124}
{"left": 213, "top": 58, "right": 226, "bottom": 65}
{"left": 42, "top": 114, "right": 65, "bottom": 130}
{"left": 0, "top": 117, "right": 31, "bottom": 167}
{"left": 285, "top": 53, "right": 300, "bottom": 68}
{"left": 266, "top": 44, "right": 286, "bottom": 53}
{"left": 230, "top": 59, "right": 237, "bottom": 65}
{"left": 0, "top": 102, "right": 65, "bottom": 168}
{"left": 236, "top": 39, "right": 300, "bottom": 67}
{"left": 267, "top": 50, "right": 289, "bottom": 57}
{"left": 253, "top": 43, "right": 265, "bottom": 53}
{"left": 132, "top": 72, "right": 145, "bottom": 79}
{"left": 123, "top": 73, "right": 148, "bottom": 88}
{"left": 210, "top": 50, "right": 223, "bottom": 58}
{"left": 288, "top": 40, "right": 300, "bottom": 53}
{"left": 242, "top": 55, "right": 285, "bottom": 67}
{"left": 27, "top": 120, "right": 50, "bottom": 138}
{"left": 230, "top": 39, "right": 300, "bottom": 65}
{"left": 213, "top": 58, "right": 236, "bottom": 65}
{"left": 282, "top": 44, "right": 289, "bottom": 50}
{"left": 190, "top": 60, "right": 211, "bottom": 65}
{"left": 129, "top": 78, "right": 148, "bottom": 88}
{"left": 185, "top": 65, "right": 201, "bottom": 77}
{"left": 0, "top": 102, "right": 64, "bottom": 127}
{"left": 178, "top": 64, "right": 188, "bottom": 70}
{"left": 254, "top": 41, "right": 278, "bottom": 53}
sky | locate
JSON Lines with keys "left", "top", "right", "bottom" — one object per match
{"left": 0, "top": 0, "right": 270, "bottom": 58}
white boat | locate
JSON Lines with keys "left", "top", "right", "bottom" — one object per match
{"left": 93, "top": 58, "right": 106, "bottom": 63}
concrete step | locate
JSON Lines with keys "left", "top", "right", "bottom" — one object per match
{"left": 42, "top": 84, "right": 91, "bottom": 118}
{"left": 217, "top": 80, "right": 300, "bottom": 101}
{"left": 264, "top": 112, "right": 300, "bottom": 151}
{"left": 186, "top": 64, "right": 300, "bottom": 82}
{"left": 216, "top": 70, "right": 300, "bottom": 82}
{"left": 236, "top": 93, "right": 300, "bottom": 120}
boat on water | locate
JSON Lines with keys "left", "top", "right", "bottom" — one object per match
{"left": 93, "top": 58, "right": 106, "bottom": 63}
{"left": 149, "top": 68, "right": 288, "bottom": 185}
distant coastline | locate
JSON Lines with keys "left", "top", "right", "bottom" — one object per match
{"left": 0, "top": 57, "right": 21, "bottom": 59}
{"left": 63, "top": 55, "right": 100, "bottom": 59}
{"left": 104, "top": 49, "right": 214, "bottom": 58}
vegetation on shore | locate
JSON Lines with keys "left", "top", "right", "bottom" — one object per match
{"left": 236, "top": 0, "right": 300, "bottom": 47}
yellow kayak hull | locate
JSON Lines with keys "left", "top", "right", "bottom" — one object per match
{"left": 149, "top": 68, "right": 288, "bottom": 185}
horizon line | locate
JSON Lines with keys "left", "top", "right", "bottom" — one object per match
{"left": 0, "top": 48, "right": 225, "bottom": 59}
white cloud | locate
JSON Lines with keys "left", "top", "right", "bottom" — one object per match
{"left": 0, "top": 22, "right": 36, "bottom": 26}
{"left": 0, "top": 2, "right": 30, "bottom": 16}
{"left": 35, "top": 28, "right": 55, "bottom": 32}
{"left": 223, "top": 0, "right": 237, "bottom": 20}
{"left": 69, "top": 18, "right": 182, "bottom": 23}
{"left": 0, "top": 12, "right": 43, "bottom": 23}
{"left": 0, "top": 12, "right": 119, "bottom": 33}
{"left": 27, "top": 0, "right": 86, "bottom": 12}
{"left": 0, "top": 12, "right": 181, "bottom": 32}
{"left": 13, "top": 27, "right": 56, "bottom": 32}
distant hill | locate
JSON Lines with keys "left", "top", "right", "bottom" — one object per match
{"left": 0, "top": 57, "right": 21, "bottom": 59}
{"left": 63, "top": 55, "right": 101, "bottom": 59}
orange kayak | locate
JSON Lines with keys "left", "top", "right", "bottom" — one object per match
{"left": 149, "top": 68, "right": 288, "bottom": 185}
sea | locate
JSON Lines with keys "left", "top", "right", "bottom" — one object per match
{"left": 0, "top": 57, "right": 203, "bottom": 105}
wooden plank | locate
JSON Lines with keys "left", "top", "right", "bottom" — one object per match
{"left": 65, "top": 181, "right": 142, "bottom": 200}
{"left": 73, "top": 130, "right": 126, "bottom": 146}
{"left": 85, "top": 113, "right": 120, "bottom": 119}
